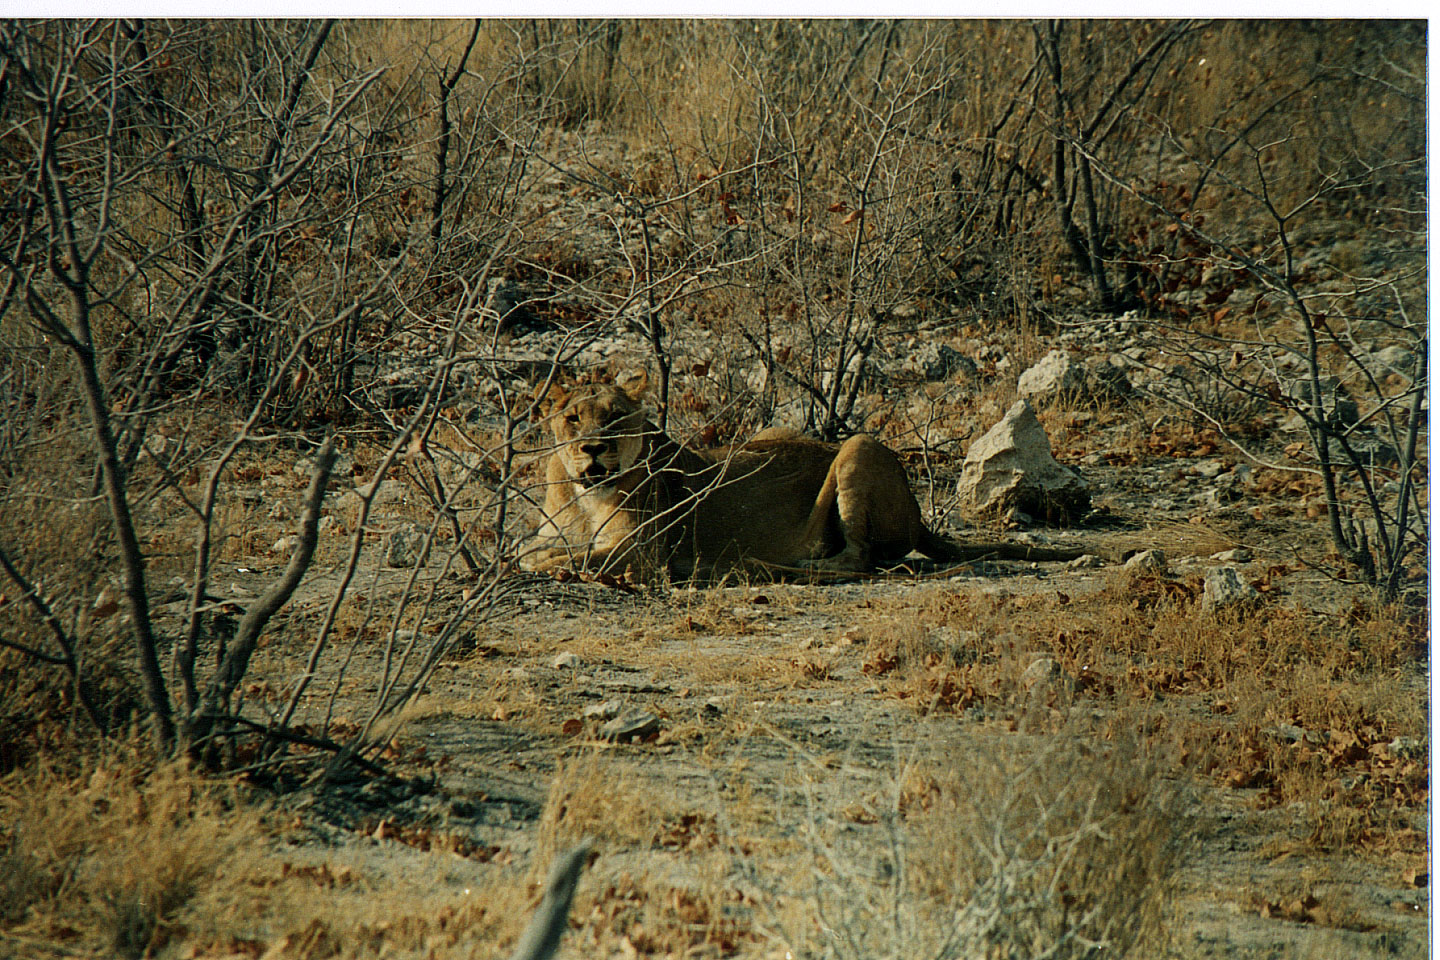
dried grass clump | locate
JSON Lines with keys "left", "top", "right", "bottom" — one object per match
{"left": 0, "top": 762, "right": 267, "bottom": 958}
{"left": 533, "top": 753, "right": 688, "bottom": 869}
{"left": 763, "top": 730, "right": 1192, "bottom": 960}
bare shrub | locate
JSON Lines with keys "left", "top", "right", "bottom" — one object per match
{"left": 1100, "top": 23, "right": 1428, "bottom": 597}
{"left": 0, "top": 18, "right": 571, "bottom": 768}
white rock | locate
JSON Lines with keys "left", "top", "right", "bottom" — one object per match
{"left": 1371, "top": 345, "right": 1417, "bottom": 380}
{"left": 551, "top": 651, "right": 583, "bottom": 670}
{"left": 955, "top": 399, "right": 1090, "bottom": 522}
{"left": 296, "top": 452, "right": 353, "bottom": 478}
{"left": 583, "top": 699, "right": 623, "bottom": 720}
{"left": 1201, "top": 566, "right": 1260, "bottom": 614}
{"left": 903, "top": 342, "right": 970, "bottom": 381}
{"left": 1388, "top": 736, "right": 1425, "bottom": 760}
{"left": 1017, "top": 349, "right": 1088, "bottom": 402}
{"left": 1210, "top": 548, "right": 1251, "bottom": 563}
{"left": 1195, "top": 460, "right": 1226, "bottom": 479}
{"left": 1068, "top": 554, "right": 1103, "bottom": 569}
{"left": 1125, "top": 549, "right": 1168, "bottom": 575}
{"left": 1281, "top": 374, "right": 1358, "bottom": 427}
{"left": 600, "top": 708, "right": 660, "bottom": 742}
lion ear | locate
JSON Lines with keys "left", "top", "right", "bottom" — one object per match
{"left": 534, "top": 380, "right": 569, "bottom": 418}
{"left": 617, "top": 368, "right": 650, "bottom": 403}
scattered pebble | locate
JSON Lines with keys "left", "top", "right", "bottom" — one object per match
{"left": 551, "top": 651, "right": 583, "bottom": 670}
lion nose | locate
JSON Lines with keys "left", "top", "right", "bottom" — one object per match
{"left": 580, "top": 441, "right": 608, "bottom": 458}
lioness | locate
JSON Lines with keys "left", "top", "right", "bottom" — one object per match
{"left": 522, "top": 376, "right": 1090, "bottom": 581}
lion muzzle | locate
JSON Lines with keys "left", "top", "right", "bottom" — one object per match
{"left": 575, "top": 442, "right": 620, "bottom": 487}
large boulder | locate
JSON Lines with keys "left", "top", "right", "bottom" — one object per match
{"left": 956, "top": 399, "right": 1090, "bottom": 522}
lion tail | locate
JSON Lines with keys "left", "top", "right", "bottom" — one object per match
{"left": 917, "top": 526, "right": 1100, "bottom": 564}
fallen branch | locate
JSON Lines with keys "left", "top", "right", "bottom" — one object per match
{"left": 507, "top": 841, "right": 592, "bottom": 960}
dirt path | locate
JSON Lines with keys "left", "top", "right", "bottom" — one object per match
{"left": 264, "top": 554, "right": 1427, "bottom": 960}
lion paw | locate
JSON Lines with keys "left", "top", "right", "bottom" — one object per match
{"left": 520, "top": 546, "right": 573, "bottom": 573}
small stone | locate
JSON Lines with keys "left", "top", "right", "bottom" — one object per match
{"left": 1125, "top": 549, "right": 1168, "bottom": 576}
{"left": 1211, "top": 548, "right": 1251, "bottom": 563}
{"left": 1371, "top": 345, "right": 1417, "bottom": 380}
{"left": 296, "top": 452, "right": 353, "bottom": 477}
{"left": 1281, "top": 374, "right": 1358, "bottom": 428}
{"left": 272, "top": 534, "right": 300, "bottom": 554}
{"left": 385, "top": 522, "right": 424, "bottom": 567}
{"left": 92, "top": 587, "right": 119, "bottom": 618}
{"left": 1272, "top": 723, "right": 1306, "bottom": 742}
{"left": 1388, "top": 736, "right": 1425, "bottom": 760}
{"left": 1195, "top": 460, "right": 1226, "bottom": 479}
{"left": 1021, "top": 657, "right": 1063, "bottom": 689}
{"left": 1068, "top": 554, "right": 1103, "bottom": 569}
{"left": 551, "top": 651, "right": 583, "bottom": 670}
{"left": 1086, "top": 354, "right": 1134, "bottom": 397}
{"left": 1201, "top": 566, "right": 1260, "bottom": 614}
{"left": 600, "top": 708, "right": 660, "bottom": 742}
{"left": 903, "top": 342, "right": 968, "bottom": 381}
{"left": 582, "top": 698, "right": 623, "bottom": 720}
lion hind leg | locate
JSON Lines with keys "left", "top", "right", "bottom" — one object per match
{"left": 800, "top": 435, "right": 923, "bottom": 572}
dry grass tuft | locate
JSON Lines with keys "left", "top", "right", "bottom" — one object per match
{"left": 853, "top": 579, "right": 1427, "bottom": 859}
{"left": 0, "top": 761, "right": 267, "bottom": 958}
{"left": 533, "top": 753, "right": 690, "bottom": 869}
{"left": 756, "top": 728, "right": 1193, "bottom": 960}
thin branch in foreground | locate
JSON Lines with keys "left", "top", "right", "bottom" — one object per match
{"left": 507, "top": 841, "right": 592, "bottom": 960}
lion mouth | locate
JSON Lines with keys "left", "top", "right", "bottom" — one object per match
{"left": 579, "top": 463, "right": 616, "bottom": 488}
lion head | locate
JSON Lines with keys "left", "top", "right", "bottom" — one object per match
{"left": 546, "top": 374, "right": 651, "bottom": 491}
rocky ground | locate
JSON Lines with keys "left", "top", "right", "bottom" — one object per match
{"left": 176, "top": 298, "right": 1429, "bottom": 959}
